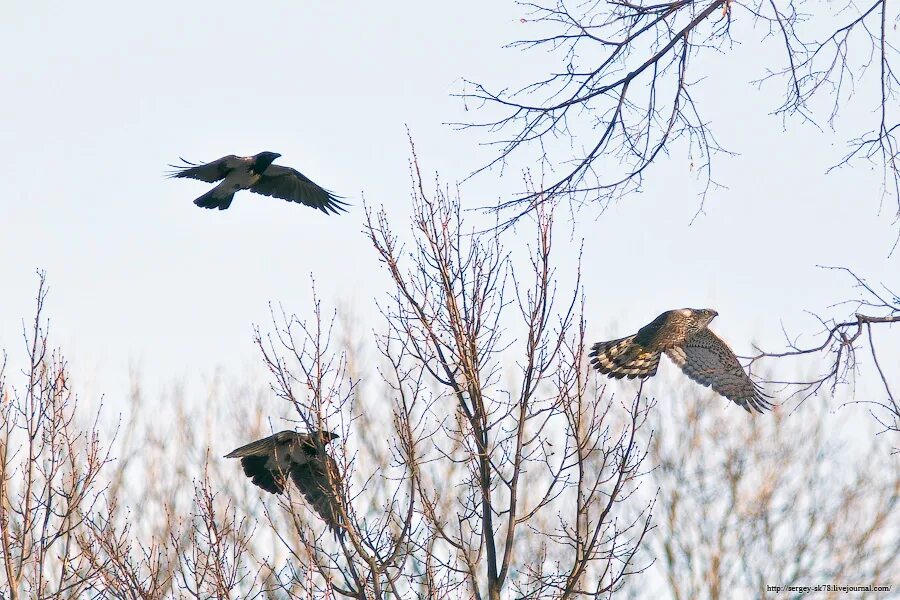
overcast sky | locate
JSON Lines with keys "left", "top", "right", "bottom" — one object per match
{"left": 1, "top": 1, "right": 896, "bottom": 419}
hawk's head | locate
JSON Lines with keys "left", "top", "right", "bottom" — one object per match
{"left": 676, "top": 308, "right": 718, "bottom": 334}
{"left": 693, "top": 308, "right": 718, "bottom": 328}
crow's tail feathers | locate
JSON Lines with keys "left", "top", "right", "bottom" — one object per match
{"left": 193, "top": 189, "right": 234, "bottom": 210}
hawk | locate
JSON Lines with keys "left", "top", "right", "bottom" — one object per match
{"left": 225, "top": 429, "right": 343, "bottom": 530}
{"left": 169, "top": 151, "right": 347, "bottom": 214}
{"left": 589, "top": 308, "right": 772, "bottom": 413}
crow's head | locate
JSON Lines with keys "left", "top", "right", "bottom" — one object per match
{"left": 252, "top": 151, "right": 282, "bottom": 174}
{"left": 315, "top": 430, "right": 340, "bottom": 444}
{"left": 301, "top": 430, "right": 340, "bottom": 456}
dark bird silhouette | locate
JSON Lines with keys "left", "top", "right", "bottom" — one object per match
{"left": 590, "top": 308, "right": 773, "bottom": 413}
{"left": 225, "top": 430, "right": 343, "bottom": 530}
{"left": 169, "top": 151, "right": 347, "bottom": 214}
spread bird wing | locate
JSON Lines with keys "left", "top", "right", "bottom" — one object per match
{"left": 225, "top": 431, "right": 303, "bottom": 495}
{"left": 290, "top": 454, "right": 343, "bottom": 531}
{"left": 237, "top": 455, "right": 287, "bottom": 494}
{"left": 224, "top": 431, "right": 299, "bottom": 458}
{"left": 589, "top": 335, "right": 661, "bottom": 379}
{"left": 250, "top": 164, "right": 348, "bottom": 214}
{"left": 168, "top": 155, "right": 244, "bottom": 182}
{"left": 665, "top": 328, "right": 773, "bottom": 413}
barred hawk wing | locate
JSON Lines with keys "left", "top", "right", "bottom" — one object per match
{"left": 664, "top": 329, "right": 773, "bottom": 413}
{"left": 589, "top": 335, "right": 662, "bottom": 379}
{"left": 590, "top": 308, "right": 773, "bottom": 413}
{"left": 588, "top": 308, "right": 707, "bottom": 379}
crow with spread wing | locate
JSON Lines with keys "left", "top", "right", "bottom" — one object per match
{"left": 225, "top": 429, "right": 343, "bottom": 530}
{"left": 169, "top": 151, "right": 347, "bottom": 214}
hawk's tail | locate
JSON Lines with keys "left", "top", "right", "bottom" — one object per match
{"left": 589, "top": 335, "right": 661, "bottom": 379}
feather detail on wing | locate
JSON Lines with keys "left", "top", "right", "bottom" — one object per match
{"left": 251, "top": 165, "right": 348, "bottom": 214}
{"left": 239, "top": 455, "right": 287, "bottom": 494}
{"left": 224, "top": 431, "right": 298, "bottom": 458}
{"left": 665, "top": 329, "right": 773, "bottom": 413}
{"left": 291, "top": 455, "right": 343, "bottom": 531}
{"left": 589, "top": 335, "right": 662, "bottom": 379}
{"left": 225, "top": 431, "right": 302, "bottom": 495}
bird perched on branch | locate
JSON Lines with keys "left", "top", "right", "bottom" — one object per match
{"left": 169, "top": 151, "right": 347, "bottom": 214}
{"left": 225, "top": 429, "right": 343, "bottom": 530}
{"left": 589, "top": 308, "right": 773, "bottom": 413}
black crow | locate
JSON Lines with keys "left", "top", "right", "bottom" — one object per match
{"left": 169, "top": 151, "right": 347, "bottom": 214}
{"left": 225, "top": 430, "right": 343, "bottom": 530}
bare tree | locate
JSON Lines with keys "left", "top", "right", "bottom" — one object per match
{"left": 460, "top": 0, "right": 899, "bottom": 230}
{"left": 207, "top": 149, "right": 659, "bottom": 598}
{"left": 171, "top": 466, "right": 260, "bottom": 599}
{"left": 749, "top": 266, "right": 899, "bottom": 451}
{"left": 363, "top": 151, "right": 655, "bottom": 598}
{"left": 249, "top": 287, "right": 419, "bottom": 599}
{"left": 0, "top": 272, "right": 114, "bottom": 599}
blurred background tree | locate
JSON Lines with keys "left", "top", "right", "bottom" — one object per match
{"left": 626, "top": 385, "right": 899, "bottom": 599}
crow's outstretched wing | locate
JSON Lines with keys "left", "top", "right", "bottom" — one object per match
{"left": 237, "top": 455, "right": 286, "bottom": 494}
{"left": 224, "top": 431, "right": 299, "bottom": 458}
{"left": 290, "top": 455, "right": 342, "bottom": 531}
{"left": 168, "top": 155, "right": 244, "bottom": 182}
{"left": 251, "top": 165, "right": 348, "bottom": 214}
{"left": 225, "top": 431, "right": 304, "bottom": 495}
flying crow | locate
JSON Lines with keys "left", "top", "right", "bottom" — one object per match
{"left": 225, "top": 429, "right": 343, "bottom": 530}
{"left": 169, "top": 151, "right": 347, "bottom": 214}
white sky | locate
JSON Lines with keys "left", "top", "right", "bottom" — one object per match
{"left": 1, "top": 1, "right": 896, "bottom": 420}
